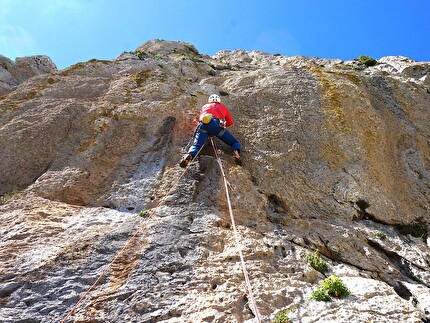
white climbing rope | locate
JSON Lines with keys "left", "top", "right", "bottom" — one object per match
{"left": 210, "top": 137, "right": 262, "bottom": 323}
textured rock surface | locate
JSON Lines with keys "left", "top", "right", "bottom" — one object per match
{"left": 0, "top": 55, "right": 57, "bottom": 95}
{"left": 0, "top": 40, "right": 429, "bottom": 322}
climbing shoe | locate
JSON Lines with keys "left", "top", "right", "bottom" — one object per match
{"left": 233, "top": 150, "right": 242, "bottom": 166}
{"left": 179, "top": 153, "right": 193, "bottom": 168}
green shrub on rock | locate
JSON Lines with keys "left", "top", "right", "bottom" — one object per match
{"left": 135, "top": 51, "right": 146, "bottom": 60}
{"left": 310, "top": 275, "right": 350, "bottom": 302}
{"left": 305, "top": 250, "right": 328, "bottom": 273}
{"left": 358, "top": 55, "right": 377, "bottom": 66}
{"left": 272, "top": 305, "right": 297, "bottom": 323}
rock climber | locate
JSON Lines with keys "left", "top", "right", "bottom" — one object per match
{"left": 179, "top": 94, "right": 242, "bottom": 167}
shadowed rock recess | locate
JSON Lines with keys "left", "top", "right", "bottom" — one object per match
{"left": 0, "top": 40, "right": 429, "bottom": 322}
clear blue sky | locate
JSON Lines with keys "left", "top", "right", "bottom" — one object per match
{"left": 1, "top": 0, "right": 429, "bottom": 70}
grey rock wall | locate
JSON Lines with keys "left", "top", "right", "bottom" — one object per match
{"left": 0, "top": 40, "right": 429, "bottom": 322}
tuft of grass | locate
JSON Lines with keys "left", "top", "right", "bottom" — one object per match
{"left": 410, "top": 274, "right": 425, "bottom": 285}
{"left": 358, "top": 55, "right": 377, "bottom": 67}
{"left": 154, "top": 53, "right": 166, "bottom": 60}
{"left": 135, "top": 51, "right": 146, "bottom": 60}
{"left": 305, "top": 250, "right": 328, "bottom": 273}
{"left": 373, "top": 230, "right": 388, "bottom": 240}
{"left": 310, "top": 275, "right": 350, "bottom": 302}
{"left": 272, "top": 305, "right": 297, "bottom": 323}
{"left": 138, "top": 210, "right": 149, "bottom": 218}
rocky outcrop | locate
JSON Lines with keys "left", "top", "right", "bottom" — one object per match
{"left": 0, "top": 55, "right": 57, "bottom": 95}
{"left": 0, "top": 40, "right": 429, "bottom": 322}
{"left": 135, "top": 39, "right": 199, "bottom": 57}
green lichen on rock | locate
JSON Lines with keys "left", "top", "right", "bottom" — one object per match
{"left": 0, "top": 189, "right": 25, "bottom": 205}
{"left": 133, "top": 70, "right": 153, "bottom": 88}
{"left": 311, "top": 66, "right": 348, "bottom": 133}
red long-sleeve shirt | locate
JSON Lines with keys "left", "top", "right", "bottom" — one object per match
{"left": 199, "top": 102, "right": 234, "bottom": 127}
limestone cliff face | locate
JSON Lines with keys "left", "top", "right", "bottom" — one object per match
{"left": 0, "top": 40, "right": 429, "bottom": 322}
{"left": 0, "top": 55, "right": 57, "bottom": 95}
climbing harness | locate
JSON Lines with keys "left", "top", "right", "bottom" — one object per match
{"left": 210, "top": 137, "right": 262, "bottom": 323}
{"left": 195, "top": 118, "right": 227, "bottom": 138}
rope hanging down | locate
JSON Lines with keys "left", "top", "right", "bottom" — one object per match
{"left": 62, "top": 139, "right": 261, "bottom": 322}
{"left": 210, "top": 138, "right": 262, "bottom": 323}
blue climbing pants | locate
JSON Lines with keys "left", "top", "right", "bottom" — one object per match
{"left": 188, "top": 118, "right": 241, "bottom": 156}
